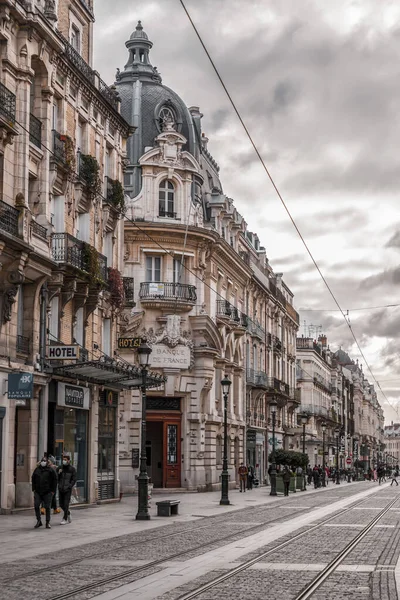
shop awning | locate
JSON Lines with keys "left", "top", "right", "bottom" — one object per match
{"left": 46, "top": 358, "right": 165, "bottom": 390}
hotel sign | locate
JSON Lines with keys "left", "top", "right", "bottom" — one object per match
{"left": 49, "top": 345, "right": 78, "bottom": 360}
{"left": 151, "top": 344, "right": 190, "bottom": 369}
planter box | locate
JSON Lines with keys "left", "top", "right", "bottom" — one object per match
{"left": 276, "top": 476, "right": 296, "bottom": 494}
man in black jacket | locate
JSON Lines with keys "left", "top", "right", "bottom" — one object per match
{"left": 58, "top": 454, "right": 77, "bottom": 525}
{"left": 32, "top": 457, "right": 57, "bottom": 529}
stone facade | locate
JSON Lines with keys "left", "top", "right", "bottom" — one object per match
{"left": 296, "top": 337, "right": 384, "bottom": 470}
{"left": 0, "top": 0, "right": 131, "bottom": 511}
{"left": 115, "top": 23, "right": 299, "bottom": 492}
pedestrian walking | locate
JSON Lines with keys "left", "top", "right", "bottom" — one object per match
{"left": 391, "top": 467, "right": 399, "bottom": 486}
{"left": 32, "top": 456, "right": 57, "bottom": 529}
{"left": 58, "top": 454, "right": 77, "bottom": 525}
{"left": 48, "top": 455, "right": 61, "bottom": 514}
{"left": 282, "top": 466, "right": 291, "bottom": 496}
{"left": 247, "top": 465, "right": 254, "bottom": 490}
{"left": 238, "top": 463, "right": 248, "bottom": 492}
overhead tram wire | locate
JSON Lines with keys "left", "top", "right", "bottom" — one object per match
{"left": 178, "top": 0, "right": 398, "bottom": 417}
{"left": 13, "top": 67, "right": 396, "bottom": 413}
{"left": 300, "top": 303, "right": 400, "bottom": 312}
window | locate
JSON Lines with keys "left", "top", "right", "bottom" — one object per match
{"left": 71, "top": 25, "right": 81, "bottom": 54}
{"left": 73, "top": 307, "right": 84, "bottom": 346}
{"left": 49, "top": 296, "right": 59, "bottom": 341}
{"left": 159, "top": 180, "right": 175, "bottom": 217}
{"left": 158, "top": 106, "right": 175, "bottom": 130}
{"left": 173, "top": 258, "right": 185, "bottom": 284}
{"left": 146, "top": 256, "right": 161, "bottom": 282}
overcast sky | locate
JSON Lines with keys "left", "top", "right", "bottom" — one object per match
{"left": 94, "top": 0, "right": 400, "bottom": 424}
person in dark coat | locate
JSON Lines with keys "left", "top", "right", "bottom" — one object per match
{"left": 58, "top": 454, "right": 77, "bottom": 524}
{"left": 282, "top": 466, "right": 292, "bottom": 496}
{"left": 32, "top": 457, "right": 57, "bottom": 529}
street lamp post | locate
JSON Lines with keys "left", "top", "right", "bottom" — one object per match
{"left": 300, "top": 413, "right": 309, "bottom": 491}
{"left": 136, "top": 341, "right": 152, "bottom": 521}
{"left": 335, "top": 427, "right": 341, "bottom": 485}
{"left": 269, "top": 399, "right": 278, "bottom": 496}
{"left": 321, "top": 422, "right": 326, "bottom": 487}
{"left": 220, "top": 374, "right": 232, "bottom": 506}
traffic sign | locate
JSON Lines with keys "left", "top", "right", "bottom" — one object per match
{"left": 346, "top": 458, "right": 351, "bottom": 465}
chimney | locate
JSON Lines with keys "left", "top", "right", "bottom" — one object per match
{"left": 318, "top": 335, "right": 327, "bottom": 349}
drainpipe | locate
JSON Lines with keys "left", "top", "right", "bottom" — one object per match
{"left": 38, "top": 284, "right": 48, "bottom": 459}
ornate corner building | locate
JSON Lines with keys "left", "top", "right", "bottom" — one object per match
{"left": 115, "top": 23, "right": 300, "bottom": 492}
{"left": 0, "top": 0, "right": 142, "bottom": 512}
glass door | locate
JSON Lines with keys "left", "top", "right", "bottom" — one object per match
{"left": 163, "top": 419, "right": 181, "bottom": 488}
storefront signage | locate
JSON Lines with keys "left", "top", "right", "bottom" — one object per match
{"left": 118, "top": 337, "right": 142, "bottom": 349}
{"left": 49, "top": 345, "right": 78, "bottom": 360}
{"left": 8, "top": 372, "right": 33, "bottom": 400}
{"left": 57, "top": 382, "right": 89, "bottom": 410}
{"left": 151, "top": 344, "right": 190, "bottom": 369}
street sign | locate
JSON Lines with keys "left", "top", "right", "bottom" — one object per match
{"left": 49, "top": 345, "right": 78, "bottom": 360}
{"left": 346, "top": 458, "right": 352, "bottom": 464}
{"left": 118, "top": 337, "right": 142, "bottom": 349}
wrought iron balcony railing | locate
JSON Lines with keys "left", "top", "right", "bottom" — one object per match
{"left": 16, "top": 334, "right": 30, "bottom": 354}
{"left": 246, "top": 368, "right": 268, "bottom": 387}
{"left": 139, "top": 282, "right": 197, "bottom": 302}
{"left": 51, "top": 233, "right": 107, "bottom": 281}
{"left": 56, "top": 31, "right": 118, "bottom": 110}
{"left": 216, "top": 299, "right": 245, "bottom": 325}
{"left": 123, "top": 277, "right": 134, "bottom": 305}
{"left": 31, "top": 220, "right": 47, "bottom": 241}
{"left": 52, "top": 130, "right": 67, "bottom": 164}
{"left": 29, "top": 114, "right": 42, "bottom": 148}
{"left": 0, "top": 82, "right": 16, "bottom": 124}
{"left": 159, "top": 208, "right": 177, "bottom": 218}
{"left": 246, "top": 317, "right": 265, "bottom": 338}
{"left": 0, "top": 199, "right": 20, "bottom": 237}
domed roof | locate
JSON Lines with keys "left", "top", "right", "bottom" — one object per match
{"left": 115, "top": 23, "right": 198, "bottom": 197}
{"left": 130, "top": 21, "right": 148, "bottom": 40}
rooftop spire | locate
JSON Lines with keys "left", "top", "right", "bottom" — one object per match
{"left": 119, "top": 21, "right": 161, "bottom": 83}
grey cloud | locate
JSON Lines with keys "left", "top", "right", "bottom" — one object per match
{"left": 359, "top": 268, "right": 400, "bottom": 290}
{"left": 386, "top": 231, "right": 400, "bottom": 249}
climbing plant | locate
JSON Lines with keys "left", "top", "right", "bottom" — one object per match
{"left": 79, "top": 154, "right": 102, "bottom": 198}
{"left": 108, "top": 267, "right": 124, "bottom": 308}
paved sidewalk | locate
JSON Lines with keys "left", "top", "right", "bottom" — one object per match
{"left": 0, "top": 481, "right": 371, "bottom": 564}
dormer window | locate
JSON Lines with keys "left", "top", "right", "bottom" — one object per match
{"left": 158, "top": 106, "right": 175, "bottom": 131}
{"left": 159, "top": 180, "right": 175, "bottom": 218}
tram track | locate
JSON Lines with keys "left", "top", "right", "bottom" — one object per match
{"left": 1, "top": 487, "right": 354, "bottom": 586}
{"left": 2, "top": 486, "right": 394, "bottom": 600}
{"left": 175, "top": 491, "right": 400, "bottom": 600}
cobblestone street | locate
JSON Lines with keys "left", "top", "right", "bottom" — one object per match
{"left": 1, "top": 482, "right": 399, "bottom": 599}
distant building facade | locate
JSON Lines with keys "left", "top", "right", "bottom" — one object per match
{"left": 296, "top": 337, "right": 384, "bottom": 470}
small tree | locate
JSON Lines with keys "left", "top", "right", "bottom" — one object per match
{"left": 268, "top": 449, "right": 308, "bottom": 469}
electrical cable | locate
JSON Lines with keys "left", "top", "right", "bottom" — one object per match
{"left": 300, "top": 304, "right": 400, "bottom": 312}
{"left": 178, "top": 0, "right": 398, "bottom": 417}
{"left": 11, "top": 48, "right": 395, "bottom": 414}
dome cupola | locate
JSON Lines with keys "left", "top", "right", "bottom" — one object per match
{"left": 120, "top": 21, "right": 161, "bottom": 83}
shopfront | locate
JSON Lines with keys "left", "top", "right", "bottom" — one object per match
{"left": 146, "top": 397, "right": 181, "bottom": 488}
{"left": 48, "top": 381, "right": 89, "bottom": 504}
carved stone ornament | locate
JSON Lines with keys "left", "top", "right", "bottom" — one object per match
{"left": 140, "top": 314, "right": 194, "bottom": 369}
{"left": 2, "top": 286, "right": 18, "bottom": 323}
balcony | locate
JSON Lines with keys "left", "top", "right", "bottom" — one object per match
{"left": 139, "top": 282, "right": 196, "bottom": 311}
{"left": 29, "top": 114, "right": 42, "bottom": 148}
{"left": 216, "top": 300, "right": 247, "bottom": 331}
{"left": 0, "top": 82, "right": 16, "bottom": 124}
{"left": 159, "top": 209, "right": 177, "bottom": 219}
{"left": 105, "top": 177, "right": 125, "bottom": 211}
{"left": 0, "top": 199, "right": 20, "bottom": 237}
{"left": 57, "top": 31, "right": 119, "bottom": 110}
{"left": 31, "top": 220, "right": 47, "bottom": 241}
{"left": 299, "top": 404, "right": 329, "bottom": 419}
{"left": 246, "top": 368, "right": 268, "bottom": 388}
{"left": 246, "top": 317, "right": 265, "bottom": 339}
{"left": 16, "top": 335, "right": 30, "bottom": 355}
{"left": 51, "top": 233, "right": 107, "bottom": 282}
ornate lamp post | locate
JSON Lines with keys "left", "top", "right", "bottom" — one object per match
{"left": 269, "top": 399, "right": 278, "bottom": 496}
{"left": 300, "top": 413, "right": 309, "bottom": 490}
{"left": 335, "top": 427, "right": 341, "bottom": 485}
{"left": 220, "top": 374, "right": 232, "bottom": 506}
{"left": 321, "top": 422, "right": 326, "bottom": 487}
{"left": 136, "top": 341, "right": 152, "bottom": 520}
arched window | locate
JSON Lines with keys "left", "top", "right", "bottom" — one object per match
{"left": 159, "top": 180, "right": 175, "bottom": 218}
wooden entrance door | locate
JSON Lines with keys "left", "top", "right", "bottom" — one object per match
{"left": 163, "top": 418, "right": 181, "bottom": 487}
